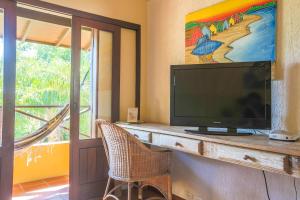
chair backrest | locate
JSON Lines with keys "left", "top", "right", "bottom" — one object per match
{"left": 96, "top": 119, "right": 146, "bottom": 180}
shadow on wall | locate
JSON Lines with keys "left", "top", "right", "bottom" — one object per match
{"left": 285, "top": 63, "right": 300, "bottom": 133}
{"left": 171, "top": 151, "right": 273, "bottom": 200}
{"left": 172, "top": 151, "right": 213, "bottom": 200}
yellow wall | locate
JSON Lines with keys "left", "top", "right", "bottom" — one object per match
{"left": 120, "top": 29, "right": 137, "bottom": 121}
{"left": 13, "top": 142, "right": 69, "bottom": 184}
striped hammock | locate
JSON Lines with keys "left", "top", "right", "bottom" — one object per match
{"left": 14, "top": 104, "right": 70, "bottom": 151}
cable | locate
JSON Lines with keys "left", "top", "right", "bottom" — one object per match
{"left": 294, "top": 178, "right": 298, "bottom": 200}
{"left": 263, "top": 170, "right": 271, "bottom": 200}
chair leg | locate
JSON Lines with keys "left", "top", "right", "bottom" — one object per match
{"left": 128, "top": 182, "right": 132, "bottom": 200}
{"left": 104, "top": 177, "right": 112, "bottom": 198}
{"left": 138, "top": 182, "right": 143, "bottom": 200}
{"left": 166, "top": 175, "right": 172, "bottom": 200}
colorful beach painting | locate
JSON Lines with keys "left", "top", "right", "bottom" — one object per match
{"left": 185, "top": 0, "right": 277, "bottom": 64}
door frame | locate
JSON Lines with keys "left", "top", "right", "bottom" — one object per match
{"left": 0, "top": 0, "right": 16, "bottom": 199}
{"left": 70, "top": 16, "right": 121, "bottom": 200}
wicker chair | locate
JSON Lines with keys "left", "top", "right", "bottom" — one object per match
{"left": 96, "top": 119, "right": 172, "bottom": 200}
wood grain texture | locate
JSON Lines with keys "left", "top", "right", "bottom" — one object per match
{"left": 124, "top": 128, "right": 152, "bottom": 143}
{"left": 204, "top": 142, "right": 294, "bottom": 176}
{"left": 122, "top": 124, "right": 300, "bottom": 178}
{"left": 120, "top": 123, "right": 300, "bottom": 157}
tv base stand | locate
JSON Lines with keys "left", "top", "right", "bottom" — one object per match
{"left": 184, "top": 127, "right": 253, "bottom": 136}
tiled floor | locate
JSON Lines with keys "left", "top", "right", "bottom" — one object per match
{"left": 12, "top": 176, "right": 164, "bottom": 200}
{"left": 12, "top": 176, "right": 69, "bottom": 200}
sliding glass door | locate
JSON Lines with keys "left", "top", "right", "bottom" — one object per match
{"left": 70, "top": 16, "right": 120, "bottom": 200}
{"left": 0, "top": 0, "right": 16, "bottom": 199}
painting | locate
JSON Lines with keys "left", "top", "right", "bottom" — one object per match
{"left": 185, "top": 0, "right": 277, "bottom": 64}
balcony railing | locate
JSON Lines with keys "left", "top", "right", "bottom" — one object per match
{"left": 14, "top": 105, "right": 90, "bottom": 132}
{"left": 13, "top": 105, "right": 91, "bottom": 142}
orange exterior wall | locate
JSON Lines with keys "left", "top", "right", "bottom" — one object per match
{"left": 13, "top": 142, "right": 69, "bottom": 184}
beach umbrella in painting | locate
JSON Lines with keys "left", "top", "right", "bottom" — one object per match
{"left": 192, "top": 36, "right": 222, "bottom": 56}
{"left": 201, "top": 26, "right": 211, "bottom": 39}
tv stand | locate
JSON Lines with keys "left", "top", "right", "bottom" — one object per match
{"left": 184, "top": 127, "right": 253, "bottom": 136}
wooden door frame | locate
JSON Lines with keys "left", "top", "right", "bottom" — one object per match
{"left": 0, "top": 0, "right": 16, "bottom": 200}
{"left": 70, "top": 16, "right": 121, "bottom": 200}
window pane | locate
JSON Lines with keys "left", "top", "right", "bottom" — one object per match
{"left": 79, "top": 26, "right": 92, "bottom": 139}
{"left": 97, "top": 30, "right": 112, "bottom": 122}
{"left": 79, "top": 28, "right": 113, "bottom": 140}
{"left": 15, "top": 16, "right": 71, "bottom": 142}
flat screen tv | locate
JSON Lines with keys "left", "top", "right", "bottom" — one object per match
{"left": 170, "top": 61, "right": 271, "bottom": 135}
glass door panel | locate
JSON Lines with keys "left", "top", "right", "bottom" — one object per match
{"left": 79, "top": 26, "right": 93, "bottom": 139}
{"left": 79, "top": 27, "right": 113, "bottom": 140}
{"left": 97, "top": 30, "right": 113, "bottom": 121}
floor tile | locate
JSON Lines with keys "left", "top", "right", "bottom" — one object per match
{"left": 21, "top": 180, "right": 49, "bottom": 192}
{"left": 13, "top": 176, "right": 69, "bottom": 200}
{"left": 12, "top": 184, "right": 24, "bottom": 195}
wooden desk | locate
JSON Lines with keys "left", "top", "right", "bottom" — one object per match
{"left": 117, "top": 123, "right": 300, "bottom": 178}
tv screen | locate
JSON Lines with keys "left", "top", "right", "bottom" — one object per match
{"left": 170, "top": 61, "right": 271, "bottom": 129}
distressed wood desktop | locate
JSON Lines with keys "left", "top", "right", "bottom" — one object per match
{"left": 117, "top": 123, "right": 300, "bottom": 178}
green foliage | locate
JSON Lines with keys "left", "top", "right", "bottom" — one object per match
{"left": 185, "top": 22, "right": 199, "bottom": 31}
{"left": 246, "top": 2, "right": 276, "bottom": 14}
{"left": 16, "top": 42, "right": 71, "bottom": 106}
{"left": 11, "top": 41, "right": 91, "bottom": 140}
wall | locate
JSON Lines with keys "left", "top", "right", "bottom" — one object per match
{"left": 42, "top": 0, "right": 147, "bottom": 120}
{"left": 147, "top": 0, "right": 300, "bottom": 199}
{"left": 14, "top": 142, "right": 69, "bottom": 184}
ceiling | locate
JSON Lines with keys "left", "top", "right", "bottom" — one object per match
{"left": 0, "top": 7, "right": 93, "bottom": 50}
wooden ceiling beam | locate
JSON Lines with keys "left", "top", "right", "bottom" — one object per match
{"left": 84, "top": 30, "right": 94, "bottom": 51}
{"left": 17, "top": 7, "right": 71, "bottom": 27}
{"left": 17, "top": 0, "right": 140, "bottom": 30}
{"left": 56, "top": 27, "right": 70, "bottom": 47}
{"left": 21, "top": 20, "right": 32, "bottom": 42}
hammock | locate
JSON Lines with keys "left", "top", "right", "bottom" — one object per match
{"left": 14, "top": 104, "right": 70, "bottom": 151}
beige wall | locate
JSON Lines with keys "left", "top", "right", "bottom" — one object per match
{"left": 147, "top": 0, "right": 300, "bottom": 199}
{"left": 42, "top": 0, "right": 147, "bottom": 120}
